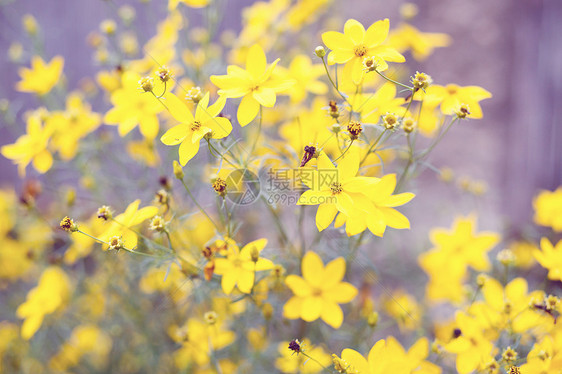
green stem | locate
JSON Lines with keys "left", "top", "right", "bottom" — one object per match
{"left": 76, "top": 230, "right": 160, "bottom": 258}
{"left": 359, "top": 129, "right": 387, "bottom": 166}
{"left": 321, "top": 56, "right": 351, "bottom": 106}
{"left": 180, "top": 179, "right": 221, "bottom": 232}
{"left": 333, "top": 139, "right": 354, "bottom": 163}
{"left": 375, "top": 70, "right": 413, "bottom": 90}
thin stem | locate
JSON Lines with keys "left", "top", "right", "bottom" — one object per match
{"left": 375, "top": 70, "right": 413, "bottom": 90}
{"left": 333, "top": 139, "right": 354, "bottom": 163}
{"left": 321, "top": 56, "right": 351, "bottom": 106}
{"left": 180, "top": 179, "right": 221, "bottom": 232}
{"left": 76, "top": 230, "right": 159, "bottom": 258}
{"left": 359, "top": 129, "right": 387, "bottom": 166}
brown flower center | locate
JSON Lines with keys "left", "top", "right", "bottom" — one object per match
{"left": 354, "top": 44, "right": 367, "bottom": 57}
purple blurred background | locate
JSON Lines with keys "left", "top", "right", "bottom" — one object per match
{"left": 0, "top": 0, "right": 561, "bottom": 233}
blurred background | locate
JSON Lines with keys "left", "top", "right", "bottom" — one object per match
{"left": 0, "top": 0, "right": 561, "bottom": 231}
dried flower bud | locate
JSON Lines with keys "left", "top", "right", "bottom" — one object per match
{"left": 347, "top": 121, "right": 362, "bottom": 140}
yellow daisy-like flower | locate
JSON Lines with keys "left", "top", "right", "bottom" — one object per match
{"left": 100, "top": 200, "right": 158, "bottom": 251}
{"left": 16, "top": 267, "right": 72, "bottom": 340}
{"left": 283, "top": 251, "right": 357, "bottom": 328}
{"left": 103, "top": 71, "right": 163, "bottom": 140}
{"left": 1, "top": 110, "right": 54, "bottom": 176}
{"left": 210, "top": 44, "right": 295, "bottom": 126}
{"left": 160, "top": 92, "right": 232, "bottom": 165}
{"left": 16, "top": 55, "right": 64, "bottom": 95}
{"left": 322, "top": 19, "right": 405, "bottom": 84}
{"left": 214, "top": 239, "right": 274, "bottom": 294}
{"left": 533, "top": 187, "right": 562, "bottom": 232}
{"left": 298, "top": 148, "right": 414, "bottom": 237}
{"left": 420, "top": 84, "right": 492, "bottom": 119}
{"left": 534, "top": 238, "right": 562, "bottom": 281}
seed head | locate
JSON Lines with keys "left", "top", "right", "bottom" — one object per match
{"left": 347, "top": 121, "right": 362, "bottom": 140}
{"left": 60, "top": 216, "right": 78, "bottom": 232}
{"left": 138, "top": 76, "right": 154, "bottom": 92}
{"left": 156, "top": 66, "right": 172, "bottom": 83}
{"left": 97, "top": 205, "right": 113, "bottom": 220}
{"left": 455, "top": 103, "right": 471, "bottom": 118}
{"left": 411, "top": 72, "right": 432, "bottom": 90}
{"left": 212, "top": 178, "right": 227, "bottom": 197}
{"left": 108, "top": 236, "right": 124, "bottom": 251}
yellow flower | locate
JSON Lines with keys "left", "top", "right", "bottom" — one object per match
{"left": 471, "top": 277, "right": 547, "bottom": 334}
{"left": 428, "top": 215, "right": 500, "bottom": 271}
{"left": 104, "top": 71, "right": 163, "bottom": 140}
{"left": 389, "top": 23, "right": 451, "bottom": 61}
{"left": 334, "top": 337, "right": 440, "bottom": 374}
{"left": 420, "top": 84, "right": 492, "bottom": 119}
{"left": 214, "top": 239, "right": 274, "bottom": 294}
{"left": 520, "top": 337, "right": 562, "bottom": 374}
{"left": 47, "top": 93, "right": 101, "bottom": 160}
{"left": 168, "top": 0, "right": 209, "bottom": 10}
{"left": 275, "top": 338, "right": 332, "bottom": 373}
{"left": 445, "top": 312, "right": 493, "bottom": 374}
{"left": 210, "top": 44, "right": 295, "bottom": 126}
{"left": 160, "top": 92, "right": 232, "bottom": 165}
{"left": 1, "top": 110, "right": 54, "bottom": 176}
{"left": 297, "top": 149, "right": 378, "bottom": 233}
{"left": 283, "top": 251, "right": 357, "bottom": 328}
{"left": 353, "top": 83, "right": 408, "bottom": 124}
{"left": 100, "top": 200, "right": 158, "bottom": 251}
{"left": 322, "top": 19, "right": 405, "bottom": 84}
{"left": 170, "top": 316, "right": 235, "bottom": 368}
{"left": 383, "top": 290, "right": 421, "bottom": 331}
{"left": 49, "top": 325, "right": 112, "bottom": 372}
{"left": 534, "top": 238, "right": 562, "bottom": 281}
{"left": 418, "top": 248, "right": 467, "bottom": 304}
{"left": 279, "top": 97, "right": 339, "bottom": 157}
{"left": 16, "top": 55, "right": 64, "bottom": 95}
{"left": 276, "top": 54, "right": 328, "bottom": 103}
{"left": 16, "top": 267, "right": 72, "bottom": 340}
{"left": 533, "top": 187, "right": 562, "bottom": 232}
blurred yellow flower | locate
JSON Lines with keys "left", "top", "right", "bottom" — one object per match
{"left": 533, "top": 187, "right": 562, "bottom": 232}
{"left": 283, "top": 251, "right": 357, "bottom": 328}
{"left": 16, "top": 267, "right": 72, "bottom": 340}
{"left": 16, "top": 55, "right": 64, "bottom": 95}
{"left": 104, "top": 71, "right": 163, "bottom": 140}
{"left": 534, "top": 238, "right": 562, "bottom": 281}
{"left": 1, "top": 110, "right": 54, "bottom": 176}
{"left": 389, "top": 23, "right": 451, "bottom": 61}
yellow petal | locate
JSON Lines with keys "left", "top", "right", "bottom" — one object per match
{"left": 302, "top": 251, "right": 325, "bottom": 287}
{"left": 301, "top": 296, "right": 323, "bottom": 321}
{"left": 237, "top": 95, "right": 260, "bottom": 127}
{"left": 321, "top": 302, "right": 343, "bottom": 328}
{"left": 163, "top": 92, "right": 194, "bottom": 123}
{"left": 160, "top": 124, "right": 189, "bottom": 145}
{"left": 322, "top": 31, "right": 353, "bottom": 51}
{"left": 285, "top": 275, "right": 312, "bottom": 297}
{"left": 32, "top": 149, "right": 53, "bottom": 173}
{"left": 315, "top": 203, "right": 338, "bottom": 231}
{"left": 365, "top": 19, "right": 389, "bottom": 47}
{"left": 252, "top": 87, "right": 276, "bottom": 107}
{"left": 246, "top": 44, "right": 267, "bottom": 80}
{"left": 344, "top": 19, "right": 365, "bottom": 45}
{"left": 178, "top": 138, "right": 200, "bottom": 165}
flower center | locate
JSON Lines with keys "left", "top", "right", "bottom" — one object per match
{"left": 330, "top": 182, "right": 343, "bottom": 195}
{"left": 191, "top": 120, "right": 202, "bottom": 131}
{"left": 446, "top": 84, "right": 458, "bottom": 95}
{"left": 354, "top": 44, "right": 367, "bottom": 57}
